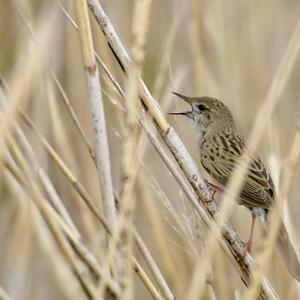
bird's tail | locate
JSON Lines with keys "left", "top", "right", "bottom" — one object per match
{"left": 258, "top": 212, "right": 300, "bottom": 282}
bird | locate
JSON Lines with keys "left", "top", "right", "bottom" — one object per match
{"left": 169, "top": 92, "right": 300, "bottom": 282}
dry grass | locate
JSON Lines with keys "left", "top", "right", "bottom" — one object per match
{"left": 1, "top": 0, "right": 300, "bottom": 299}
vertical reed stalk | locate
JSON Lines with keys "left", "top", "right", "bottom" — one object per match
{"left": 73, "top": 0, "right": 116, "bottom": 229}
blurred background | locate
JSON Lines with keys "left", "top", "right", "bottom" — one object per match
{"left": 1, "top": 0, "right": 300, "bottom": 299}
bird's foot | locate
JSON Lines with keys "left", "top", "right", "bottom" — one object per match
{"left": 242, "top": 213, "right": 256, "bottom": 257}
{"left": 204, "top": 179, "right": 223, "bottom": 202}
{"left": 242, "top": 240, "right": 252, "bottom": 256}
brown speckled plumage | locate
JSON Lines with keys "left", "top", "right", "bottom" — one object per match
{"left": 170, "top": 92, "right": 300, "bottom": 282}
{"left": 200, "top": 129, "right": 275, "bottom": 209}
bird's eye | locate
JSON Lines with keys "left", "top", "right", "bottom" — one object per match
{"left": 197, "top": 104, "right": 207, "bottom": 111}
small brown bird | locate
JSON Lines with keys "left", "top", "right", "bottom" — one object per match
{"left": 170, "top": 92, "right": 300, "bottom": 282}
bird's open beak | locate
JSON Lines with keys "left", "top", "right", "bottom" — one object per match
{"left": 168, "top": 92, "right": 194, "bottom": 119}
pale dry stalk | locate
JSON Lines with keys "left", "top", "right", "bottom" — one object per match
{"left": 0, "top": 8, "right": 56, "bottom": 163}
{"left": 12, "top": 0, "right": 96, "bottom": 161}
{"left": 0, "top": 73, "right": 122, "bottom": 297}
{"left": 5, "top": 137, "right": 122, "bottom": 298}
{"left": 30, "top": 207, "right": 86, "bottom": 299}
{"left": 73, "top": 0, "right": 117, "bottom": 230}
{"left": 15, "top": 126, "right": 80, "bottom": 237}
{"left": 50, "top": 72, "right": 95, "bottom": 161}
{"left": 97, "top": 0, "right": 152, "bottom": 298}
{"left": 5, "top": 137, "right": 98, "bottom": 299}
{"left": 19, "top": 108, "right": 164, "bottom": 299}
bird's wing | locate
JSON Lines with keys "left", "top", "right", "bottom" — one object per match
{"left": 240, "top": 154, "right": 275, "bottom": 208}
{"left": 200, "top": 134, "right": 275, "bottom": 209}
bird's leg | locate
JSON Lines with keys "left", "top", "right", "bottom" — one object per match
{"left": 243, "top": 213, "right": 256, "bottom": 254}
{"left": 204, "top": 179, "right": 223, "bottom": 201}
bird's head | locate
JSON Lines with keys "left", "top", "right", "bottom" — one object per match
{"left": 169, "top": 92, "right": 235, "bottom": 135}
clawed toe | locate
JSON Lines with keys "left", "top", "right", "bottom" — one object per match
{"left": 243, "top": 240, "right": 252, "bottom": 254}
{"left": 204, "top": 179, "right": 222, "bottom": 201}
